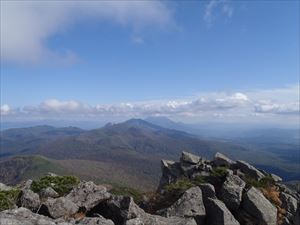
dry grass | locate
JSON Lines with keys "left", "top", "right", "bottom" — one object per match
{"left": 73, "top": 211, "right": 86, "bottom": 220}
{"left": 260, "top": 186, "right": 286, "bottom": 225}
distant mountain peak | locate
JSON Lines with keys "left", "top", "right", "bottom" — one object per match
{"left": 123, "top": 118, "right": 161, "bottom": 129}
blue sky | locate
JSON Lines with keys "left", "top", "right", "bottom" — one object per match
{"left": 0, "top": 0, "right": 299, "bottom": 125}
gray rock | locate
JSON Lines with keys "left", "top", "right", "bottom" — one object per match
{"left": 104, "top": 196, "right": 142, "bottom": 223}
{"left": 77, "top": 217, "right": 114, "bottom": 225}
{"left": 180, "top": 162, "right": 198, "bottom": 177}
{"left": 45, "top": 197, "right": 78, "bottom": 219}
{"left": 242, "top": 187, "right": 277, "bottom": 225}
{"left": 17, "top": 189, "right": 40, "bottom": 212}
{"left": 39, "top": 187, "right": 59, "bottom": 199}
{"left": 158, "top": 160, "right": 182, "bottom": 190}
{"left": 236, "top": 160, "right": 265, "bottom": 180}
{"left": 126, "top": 215, "right": 197, "bottom": 225}
{"left": 138, "top": 216, "right": 197, "bottom": 225}
{"left": 220, "top": 174, "right": 246, "bottom": 211}
{"left": 213, "top": 152, "right": 235, "bottom": 167}
{"left": 101, "top": 195, "right": 197, "bottom": 225}
{"left": 66, "top": 181, "right": 111, "bottom": 211}
{"left": 20, "top": 179, "right": 33, "bottom": 190}
{"left": 271, "top": 173, "right": 282, "bottom": 182}
{"left": 206, "top": 197, "right": 240, "bottom": 225}
{"left": 0, "top": 182, "right": 12, "bottom": 191}
{"left": 282, "top": 217, "right": 292, "bottom": 225}
{"left": 180, "top": 151, "right": 201, "bottom": 164}
{"left": 199, "top": 183, "right": 216, "bottom": 200}
{"left": 280, "top": 192, "right": 300, "bottom": 224}
{"left": 0, "top": 207, "right": 70, "bottom": 225}
{"left": 280, "top": 192, "right": 298, "bottom": 215}
{"left": 165, "top": 186, "right": 206, "bottom": 224}
{"left": 126, "top": 218, "right": 144, "bottom": 225}
{"left": 235, "top": 169, "right": 245, "bottom": 178}
{"left": 278, "top": 184, "right": 299, "bottom": 200}
{"left": 47, "top": 172, "right": 58, "bottom": 177}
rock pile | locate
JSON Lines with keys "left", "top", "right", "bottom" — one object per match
{"left": 0, "top": 151, "right": 299, "bottom": 225}
{"left": 156, "top": 151, "right": 300, "bottom": 225}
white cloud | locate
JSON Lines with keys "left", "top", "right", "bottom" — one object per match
{"left": 255, "top": 101, "right": 299, "bottom": 115}
{"left": 2, "top": 86, "right": 298, "bottom": 126}
{"left": 204, "top": 0, "right": 234, "bottom": 25}
{"left": 0, "top": 92, "right": 251, "bottom": 118}
{"left": 0, "top": 104, "right": 11, "bottom": 116}
{"left": 24, "top": 99, "right": 92, "bottom": 115}
{"left": 0, "top": 1, "right": 173, "bottom": 64}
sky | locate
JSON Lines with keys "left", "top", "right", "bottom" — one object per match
{"left": 0, "top": 0, "right": 299, "bottom": 127}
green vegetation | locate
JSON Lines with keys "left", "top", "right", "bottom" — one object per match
{"left": 165, "top": 178, "right": 193, "bottom": 193}
{"left": 165, "top": 177, "right": 194, "bottom": 195}
{"left": 192, "top": 175, "right": 208, "bottom": 186}
{"left": 204, "top": 166, "right": 229, "bottom": 185}
{"left": 211, "top": 166, "right": 229, "bottom": 178}
{"left": 164, "top": 167, "right": 229, "bottom": 194}
{"left": 110, "top": 185, "right": 144, "bottom": 203}
{"left": 23, "top": 156, "right": 67, "bottom": 180}
{"left": 31, "top": 175, "right": 79, "bottom": 196}
{"left": 0, "top": 188, "right": 21, "bottom": 211}
{"left": 244, "top": 175, "right": 275, "bottom": 188}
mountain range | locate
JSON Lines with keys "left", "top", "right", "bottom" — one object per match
{"left": 0, "top": 118, "right": 299, "bottom": 190}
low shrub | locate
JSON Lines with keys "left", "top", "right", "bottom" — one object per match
{"left": 110, "top": 186, "right": 143, "bottom": 203}
{"left": 164, "top": 177, "right": 194, "bottom": 195}
{"left": 245, "top": 175, "right": 275, "bottom": 189}
{"left": 207, "top": 166, "right": 229, "bottom": 185}
{"left": 0, "top": 189, "right": 21, "bottom": 211}
{"left": 31, "top": 175, "right": 79, "bottom": 196}
{"left": 211, "top": 166, "right": 229, "bottom": 178}
{"left": 192, "top": 175, "right": 208, "bottom": 186}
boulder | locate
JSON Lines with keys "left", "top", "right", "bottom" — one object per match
{"left": 66, "top": 181, "right": 111, "bottom": 211}
{"left": 280, "top": 192, "right": 300, "bottom": 223}
{"left": 76, "top": 217, "right": 114, "bottom": 225}
{"left": 93, "top": 195, "right": 197, "bottom": 225}
{"left": 205, "top": 197, "right": 240, "bottom": 225}
{"left": 180, "top": 151, "right": 201, "bottom": 164}
{"left": 17, "top": 189, "right": 40, "bottom": 212}
{"left": 0, "top": 207, "right": 71, "bottom": 225}
{"left": 17, "top": 179, "right": 33, "bottom": 191}
{"left": 220, "top": 174, "right": 246, "bottom": 211}
{"left": 270, "top": 173, "right": 282, "bottom": 182}
{"left": 39, "top": 187, "right": 59, "bottom": 199}
{"left": 164, "top": 186, "right": 206, "bottom": 224}
{"left": 126, "top": 218, "right": 144, "bottom": 225}
{"left": 199, "top": 183, "right": 216, "bottom": 200}
{"left": 242, "top": 187, "right": 277, "bottom": 225}
{"left": 90, "top": 196, "right": 142, "bottom": 224}
{"left": 180, "top": 162, "right": 198, "bottom": 177}
{"left": 236, "top": 160, "right": 265, "bottom": 180}
{"left": 277, "top": 184, "right": 299, "bottom": 200}
{"left": 126, "top": 215, "right": 197, "bottom": 225}
{"left": 47, "top": 172, "right": 58, "bottom": 177}
{"left": 158, "top": 160, "right": 182, "bottom": 190}
{"left": 0, "top": 182, "right": 12, "bottom": 191}
{"left": 280, "top": 192, "right": 298, "bottom": 215}
{"left": 213, "top": 152, "right": 235, "bottom": 167}
{"left": 44, "top": 197, "right": 78, "bottom": 219}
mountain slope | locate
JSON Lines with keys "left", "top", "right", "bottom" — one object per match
{"left": 0, "top": 119, "right": 299, "bottom": 186}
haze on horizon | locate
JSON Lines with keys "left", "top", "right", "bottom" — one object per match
{"left": 0, "top": 0, "right": 299, "bottom": 128}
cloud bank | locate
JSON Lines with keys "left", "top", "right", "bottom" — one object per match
{"left": 0, "top": 1, "right": 173, "bottom": 64}
{"left": 1, "top": 86, "right": 299, "bottom": 125}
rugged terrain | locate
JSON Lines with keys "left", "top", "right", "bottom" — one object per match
{"left": 1, "top": 119, "right": 299, "bottom": 190}
{"left": 0, "top": 152, "right": 299, "bottom": 225}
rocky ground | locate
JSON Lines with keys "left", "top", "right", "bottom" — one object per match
{"left": 0, "top": 151, "right": 299, "bottom": 225}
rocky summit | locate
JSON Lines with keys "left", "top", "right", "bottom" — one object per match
{"left": 0, "top": 152, "right": 299, "bottom": 225}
